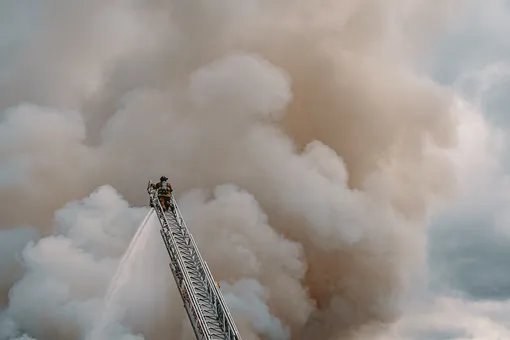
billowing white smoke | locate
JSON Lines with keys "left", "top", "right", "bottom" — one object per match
{"left": 0, "top": 0, "right": 483, "bottom": 339}
{"left": 0, "top": 185, "right": 299, "bottom": 340}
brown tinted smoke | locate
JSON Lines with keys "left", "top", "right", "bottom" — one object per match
{"left": 0, "top": 0, "right": 464, "bottom": 339}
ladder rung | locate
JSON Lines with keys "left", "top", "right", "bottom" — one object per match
{"left": 148, "top": 190, "right": 242, "bottom": 340}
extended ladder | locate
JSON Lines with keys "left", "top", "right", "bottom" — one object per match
{"left": 147, "top": 183, "right": 242, "bottom": 340}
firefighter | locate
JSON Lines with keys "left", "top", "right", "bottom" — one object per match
{"left": 151, "top": 176, "right": 174, "bottom": 212}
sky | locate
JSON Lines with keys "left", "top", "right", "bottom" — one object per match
{"left": 394, "top": 1, "right": 510, "bottom": 338}
{"left": 1, "top": 0, "right": 510, "bottom": 340}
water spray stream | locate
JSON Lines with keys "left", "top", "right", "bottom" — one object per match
{"left": 88, "top": 208, "right": 155, "bottom": 340}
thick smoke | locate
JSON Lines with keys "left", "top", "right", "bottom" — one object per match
{"left": 0, "top": 0, "right": 474, "bottom": 339}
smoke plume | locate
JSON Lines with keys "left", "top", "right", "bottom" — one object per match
{"left": 0, "top": 0, "right": 474, "bottom": 339}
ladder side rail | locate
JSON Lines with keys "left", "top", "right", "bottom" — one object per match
{"left": 204, "top": 261, "right": 242, "bottom": 340}
{"left": 155, "top": 201, "right": 212, "bottom": 339}
{"left": 153, "top": 198, "right": 210, "bottom": 339}
{"left": 203, "top": 261, "right": 242, "bottom": 340}
{"left": 172, "top": 196, "right": 241, "bottom": 339}
{"left": 171, "top": 195, "right": 218, "bottom": 286}
{"left": 165, "top": 213, "right": 226, "bottom": 336}
{"left": 171, "top": 196, "right": 226, "bottom": 313}
{"left": 149, "top": 190, "right": 212, "bottom": 339}
{"left": 161, "top": 225, "right": 214, "bottom": 340}
{"left": 171, "top": 196, "right": 242, "bottom": 340}
{"left": 160, "top": 227, "right": 206, "bottom": 340}
{"left": 170, "top": 195, "right": 219, "bottom": 300}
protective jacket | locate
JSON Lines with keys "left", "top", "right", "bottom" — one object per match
{"left": 152, "top": 180, "right": 173, "bottom": 197}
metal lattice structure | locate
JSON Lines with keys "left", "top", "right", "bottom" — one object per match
{"left": 147, "top": 182, "right": 242, "bottom": 340}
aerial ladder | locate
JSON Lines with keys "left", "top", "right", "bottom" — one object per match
{"left": 147, "top": 181, "right": 243, "bottom": 340}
